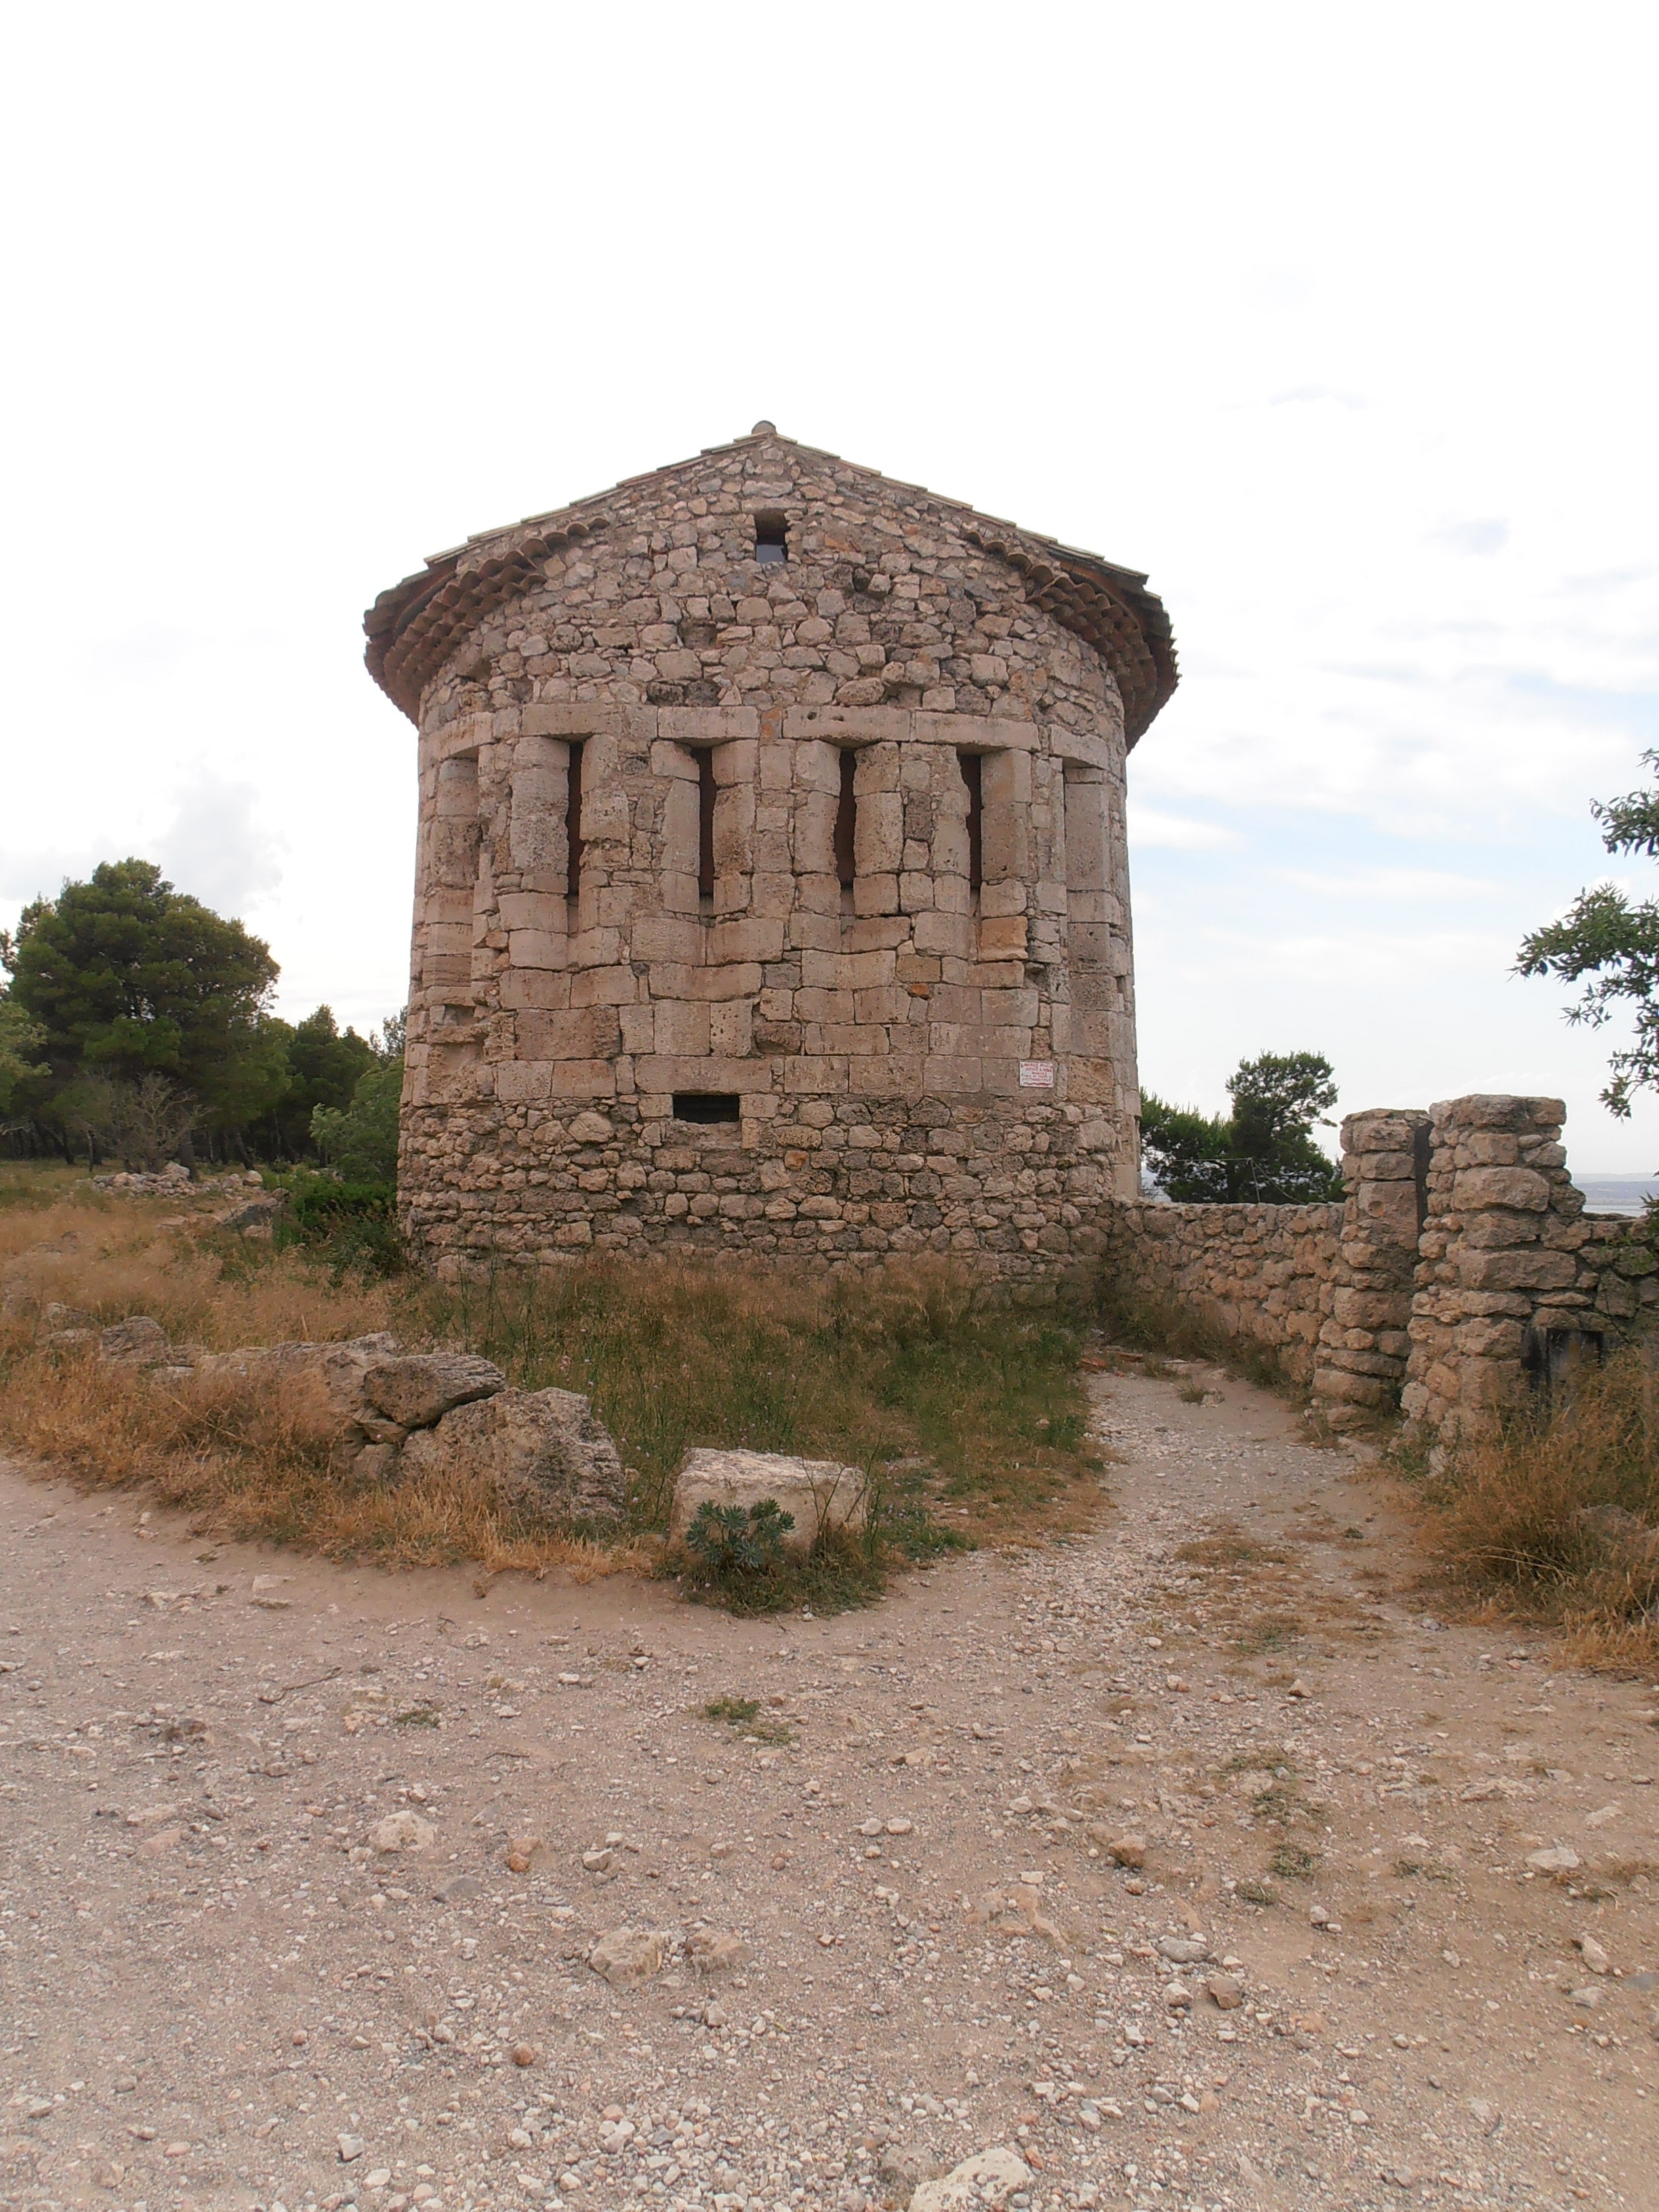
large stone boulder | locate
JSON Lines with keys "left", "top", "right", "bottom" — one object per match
{"left": 360, "top": 1351, "right": 506, "bottom": 1431}
{"left": 198, "top": 1337, "right": 509, "bottom": 1470}
{"left": 98, "top": 1317, "right": 177, "bottom": 1368}
{"left": 398, "top": 1386, "right": 626, "bottom": 1526}
{"left": 668, "top": 1447, "right": 869, "bottom": 1559}
{"left": 199, "top": 1334, "right": 407, "bottom": 1450}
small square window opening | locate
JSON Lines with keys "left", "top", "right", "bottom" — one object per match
{"left": 754, "top": 510, "right": 788, "bottom": 565}
{"left": 672, "top": 1092, "right": 741, "bottom": 1124}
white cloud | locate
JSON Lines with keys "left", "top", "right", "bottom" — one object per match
{"left": 1126, "top": 805, "right": 1237, "bottom": 851}
{"left": 152, "top": 774, "right": 284, "bottom": 921}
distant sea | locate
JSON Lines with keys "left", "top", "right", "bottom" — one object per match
{"left": 1576, "top": 1174, "right": 1659, "bottom": 1218}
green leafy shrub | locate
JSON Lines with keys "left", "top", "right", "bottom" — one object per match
{"left": 310, "top": 1052, "right": 403, "bottom": 1183}
{"left": 684, "top": 1497, "right": 796, "bottom": 1578}
{"left": 703, "top": 1694, "right": 762, "bottom": 1725}
{"left": 273, "top": 1173, "right": 403, "bottom": 1278}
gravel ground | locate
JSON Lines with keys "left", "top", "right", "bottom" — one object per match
{"left": 1, "top": 1359, "right": 1656, "bottom": 2212}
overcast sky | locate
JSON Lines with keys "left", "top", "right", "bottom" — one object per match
{"left": 3, "top": 4, "right": 1655, "bottom": 1168}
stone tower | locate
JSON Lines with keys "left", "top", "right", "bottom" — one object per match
{"left": 365, "top": 427, "right": 1177, "bottom": 1273}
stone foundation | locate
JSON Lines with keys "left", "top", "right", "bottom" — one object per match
{"left": 405, "top": 1091, "right": 1115, "bottom": 1277}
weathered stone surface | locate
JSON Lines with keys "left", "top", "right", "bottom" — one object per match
{"left": 200, "top": 1334, "right": 404, "bottom": 1458}
{"left": 1157, "top": 1933, "right": 1210, "bottom": 1965}
{"left": 1099, "top": 1202, "right": 1342, "bottom": 1386}
{"left": 1452, "top": 1166, "right": 1551, "bottom": 1212}
{"left": 361, "top": 1351, "right": 506, "bottom": 1430}
{"left": 909, "top": 2146, "right": 1033, "bottom": 2211}
{"left": 588, "top": 1926, "right": 667, "bottom": 1990}
{"left": 98, "top": 1317, "right": 175, "bottom": 1367}
{"left": 668, "top": 1446, "right": 868, "bottom": 1557}
{"left": 220, "top": 1193, "right": 288, "bottom": 1235}
{"left": 371, "top": 1810, "right": 435, "bottom": 1853}
{"left": 686, "top": 1926, "right": 750, "bottom": 1974}
{"left": 398, "top": 1385, "right": 626, "bottom": 1524}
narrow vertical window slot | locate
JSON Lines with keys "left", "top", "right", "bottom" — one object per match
{"left": 958, "top": 749, "right": 983, "bottom": 897}
{"left": 566, "top": 739, "right": 585, "bottom": 905}
{"left": 834, "top": 747, "right": 858, "bottom": 901}
{"left": 697, "top": 745, "right": 717, "bottom": 905}
{"left": 754, "top": 510, "right": 788, "bottom": 565}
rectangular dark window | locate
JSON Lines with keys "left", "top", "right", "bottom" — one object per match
{"left": 754, "top": 510, "right": 787, "bottom": 565}
{"left": 958, "top": 749, "right": 983, "bottom": 893}
{"left": 672, "top": 1092, "right": 741, "bottom": 1124}
{"left": 834, "top": 746, "right": 857, "bottom": 890}
{"left": 566, "top": 739, "right": 585, "bottom": 903}
{"left": 698, "top": 745, "right": 717, "bottom": 903}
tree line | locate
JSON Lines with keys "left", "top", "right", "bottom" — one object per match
{"left": 0, "top": 858, "right": 401, "bottom": 1180}
{"left": 1139, "top": 1049, "right": 1345, "bottom": 1204}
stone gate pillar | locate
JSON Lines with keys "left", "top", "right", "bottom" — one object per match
{"left": 1313, "top": 1108, "right": 1429, "bottom": 1425}
{"left": 1400, "top": 1094, "right": 1579, "bottom": 1444}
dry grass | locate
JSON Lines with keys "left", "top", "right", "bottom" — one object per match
{"left": 1174, "top": 1524, "right": 1288, "bottom": 1570}
{"left": 417, "top": 1255, "right": 1104, "bottom": 1547}
{"left": 1425, "top": 1346, "right": 1659, "bottom": 1669}
{"left": 0, "top": 1166, "right": 1105, "bottom": 1589}
{"left": 0, "top": 1187, "right": 393, "bottom": 1349}
{"left": 0, "top": 1335, "right": 644, "bottom": 1578}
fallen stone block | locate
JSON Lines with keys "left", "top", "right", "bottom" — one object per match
{"left": 398, "top": 1385, "right": 626, "bottom": 1525}
{"left": 668, "top": 1447, "right": 869, "bottom": 1558}
{"left": 686, "top": 1926, "right": 750, "bottom": 1975}
{"left": 371, "top": 1811, "right": 435, "bottom": 1854}
{"left": 588, "top": 1926, "right": 667, "bottom": 1990}
{"left": 361, "top": 1350, "right": 506, "bottom": 1431}
{"left": 98, "top": 1317, "right": 176, "bottom": 1368}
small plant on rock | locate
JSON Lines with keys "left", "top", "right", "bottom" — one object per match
{"left": 684, "top": 1497, "right": 796, "bottom": 1581}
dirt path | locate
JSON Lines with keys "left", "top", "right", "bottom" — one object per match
{"left": 1, "top": 1361, "right": 1654, "bottom": 2212}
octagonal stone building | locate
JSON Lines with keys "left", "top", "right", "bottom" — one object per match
{"left": 365, "top": 426, "right": 1176, "bottom": 1274}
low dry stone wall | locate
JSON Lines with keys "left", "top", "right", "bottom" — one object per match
{"left": 1098, "top": 1198, "right": 1341, "bottom": 1383}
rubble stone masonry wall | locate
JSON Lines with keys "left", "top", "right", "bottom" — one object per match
{"left": 1097, "top": 1200, "right": 1343, "bottom": 1385}
{"left": 1106, "top": 1094, "right": 1658, "bottom": 1438}
{"left": 367, "top": 428, "right": 1177, "bottom": 1277}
